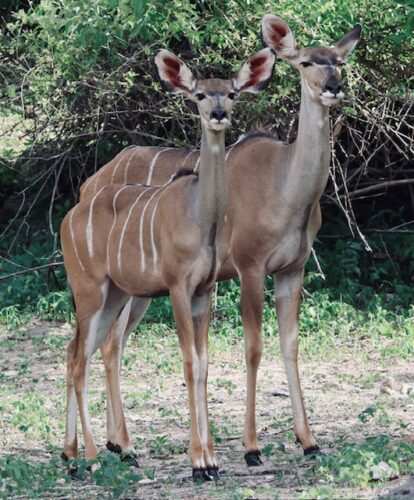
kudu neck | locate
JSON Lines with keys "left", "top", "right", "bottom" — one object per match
{"left": 196, "top": 123, "right": 228, "bottom": 247}
{"left": 286, "top": 78, "right": 331, "bottom": 202}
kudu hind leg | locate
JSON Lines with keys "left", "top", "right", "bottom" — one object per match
{"left": 240, "top": 270, "right": 264, "bottom": 466}
{"left": 69, "top": 281, "right": 110, "bottom": 462}
{"left": 63, "top": 338, "right": 78, "bottom": 461}
{"left": 274, "top": 269, "right": 319, "bottom": 454}
{"left": 102, "top": 297, "right": 150, "bottom": 463}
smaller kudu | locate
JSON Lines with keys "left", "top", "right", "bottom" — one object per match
{"left": 60, "top": 47, "right": 275, "bottom": 480}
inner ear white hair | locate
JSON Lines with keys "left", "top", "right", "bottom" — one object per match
{"left": 154, "top": 49, "right": 196, "bottom": 95}
{"left": 233, "top": 48, "right": 276, "bottom": 94}
{"left": 261, "top": 14, "right": 298, "bottom": 60}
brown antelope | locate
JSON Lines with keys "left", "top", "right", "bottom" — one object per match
{"left": 81, "top": 16, "right": 362, "bottom": 466}
{"left": 60, "top": 47, "right": 276, "bottom": 480}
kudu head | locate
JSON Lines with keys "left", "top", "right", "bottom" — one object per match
{"left": 261, "top": 15, "right": 362, "bottom": 107}
{"left": 155, "top": 48, "right": 276, "bottom": 131}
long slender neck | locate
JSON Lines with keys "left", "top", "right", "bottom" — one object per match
{"left": 286, "top": 78, "right": 331, "bottom": 203}
{"left": 195, "top": 123, "right": 228, "bottom": 246}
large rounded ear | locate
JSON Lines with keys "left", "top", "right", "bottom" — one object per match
{"left": 261, "top": 14, "right": 298, "bottom": 60}
{"left": 335, "top": 24, "right": 362, "bottom": 58}
{"left": 154, "top": 49, "right": 196, "bottom": 96}
{"left": 233, "top": 48, "right": 276, "bottom": 94}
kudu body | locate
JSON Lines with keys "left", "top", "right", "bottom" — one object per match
{"left": 81, "top": 16, "right": 362, "bottom": 465}
{"left": 61, "top": 48, "right": 275, "bottom": 478}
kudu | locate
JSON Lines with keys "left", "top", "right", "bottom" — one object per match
{"left": 60, "top": 47, "right": 275, "bottom": 479}
{"left": 81, "top": 16, "right": 362, "bottom": 465}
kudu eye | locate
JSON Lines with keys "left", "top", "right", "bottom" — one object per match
{"left": 195, "top": 93, "right": 206, "bottom": 101}
{"left": 300, "top": 61, "right": 313, "bottom": 68}
{"left": 227, "top": 92, "right": 236, "bottom": 100}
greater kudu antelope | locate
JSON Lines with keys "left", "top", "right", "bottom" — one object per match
{"left": 81, "top": 17, "right": 362, "bottom": 465}
{"left": 60, "top": 47, "right": 275, "bottom": 480}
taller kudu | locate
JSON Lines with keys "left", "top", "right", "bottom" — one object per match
{"left": 60, "top": 47, "right": 276, "bottom": 479}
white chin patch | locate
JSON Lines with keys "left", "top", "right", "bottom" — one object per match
{"left": 321, "top": 90, "right": 344, "bottom": 106}
{"left": 210, "top": 117, "right": 229, "bottom": 125}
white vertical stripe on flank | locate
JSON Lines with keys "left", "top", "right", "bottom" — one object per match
{"left": 225, "top": 145, "right": 234, "bottom": 162}
{"left": 110, "top": 153, "right": 128, "bottom": 185}
{"left": 123, "top": 148, "right": 140, "bottom": 184}
{"left": 69, "top": 208, "right": 85, "bottom": 272}
{"left": 182, "top": 149, "right": 195, "bottom": 168}
{"left": 193, "top": 156, "right": 201, "bottom": 172}
{"left": 117, "top": 186, "right": 154, "bottom": 271}
{"left": 106, "top": 185, "right": 133, "bottom": 274}
{"left": 146, "top": 148, "right": 172, "bottom": 185}
{"left": 149, "top": 198, "right": 160, "bottom": 268}
{"left": 139, "top": 188, "right": 163, "bottom": 271}
{"left": 86, "top": 186, "right": 107, "bottom": 258}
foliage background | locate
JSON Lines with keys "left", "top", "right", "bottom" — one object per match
{"left": 1, "top": 2, "right": 414, "bottom": 496}
{"left": 0, "top": 0, "right": 413, "bottom": 316}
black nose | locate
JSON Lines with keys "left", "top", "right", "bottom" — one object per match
{"left": 324, "top": 76, "right": 343, "bottom": 96}
{"left": 211, "top": 109, "right": 227, "bottom": 121}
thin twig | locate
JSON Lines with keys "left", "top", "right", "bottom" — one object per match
{"left": 0, "top": 262, "right": 64, "bottom": 281}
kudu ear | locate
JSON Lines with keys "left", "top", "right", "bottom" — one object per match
{"left": 335, "top": 24, "right": 362, "bottom": 58}
{"left": 154, "top": 49, "right": 196, "bottom": 97}
{"left": 233, "top": 48, "right": 276, "bottom": 94}
{"left": 261, "top": 15, "right": 298, "bottom": 60}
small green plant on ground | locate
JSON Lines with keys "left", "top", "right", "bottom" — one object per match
{"left": 308, "top": 435, "right": 414, "bottom": 489}
{"left": 0, "top": 452, "right": 152, "bottom": 498}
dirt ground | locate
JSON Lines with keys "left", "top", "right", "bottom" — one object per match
{"left": 1, "top": 320, "right": 413, "bottom": 499}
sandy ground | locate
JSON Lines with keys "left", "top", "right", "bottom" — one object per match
{"left": 1, "top": 319, "right": 413, "bottom": 499}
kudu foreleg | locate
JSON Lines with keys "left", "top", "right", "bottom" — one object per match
{"left": 274, "top": 269, "right": 319, "bottom": 454}
{"left": 191, "top": 293, "right": 218, "bottom": 479}
{"left": 240, "top": 270, "right": 264, "bottom": 465}
{"left": 170, "top": 289, "right": 215, "bottom": 479}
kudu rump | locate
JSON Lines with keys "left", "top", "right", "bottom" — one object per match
{"left": 60, "top": 48, "right": 275, "bottom": 479}
{"left": 79, "top": 15, "right": 362, "bottom": 467}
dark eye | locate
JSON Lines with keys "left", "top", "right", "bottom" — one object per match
{"left": 195, "top": 93, "right": 206, "bottom": 101}
{"left": 228, "top": 92, "right": 236, "bottom": 100}
{"left": 300, "top": 61, "right": 313, "bottom": 67}
{"left": 337, "top": 62, "right": 346, "bottom": 67}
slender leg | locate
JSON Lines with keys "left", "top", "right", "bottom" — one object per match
{"left": 191, "top": 293, "right": 218, "bottom": 479}
{"left": 67, "top": 280, "right": 110, "bottom": 463}
{"left": 170, "top": 287, "right": 208, "bottom": 477}
{"left": 101, "top": 297, "right": 150, "bottom": 461}
{"left": 274, "top": 269, "right": 319, "bottom": 454}
{"left": 240, "top": 269, "right": 265, "bottom": 466}
{"left": 62, "top": 338, "right": 78, "bottom": 461}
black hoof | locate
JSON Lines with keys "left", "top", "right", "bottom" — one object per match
{"left": 121, "top": 452, "right": 139, "bottom": 468}
{"left": 192, "top": 468, "right": 215, "bottom": 483}
{"left": 61, "top": 452, "right": 90, "bottom": 480}
{"left": 107, "top": 441, "right": 139, "bottom": 467}
{"left": 207, "top": 467, "right": 222, "bottom": 484}
{"left": 244, "top": 450, "right": 263, "bottom": 466}
{"left": 304, "top": 445, "right": 324, "bottom": 458}
{"left": 106, "top": 441, "right": 121, "bottom": 454}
